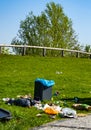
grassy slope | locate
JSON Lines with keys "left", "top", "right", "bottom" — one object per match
{"left": 0, "top": 55, "right": 91, "bottom": 129}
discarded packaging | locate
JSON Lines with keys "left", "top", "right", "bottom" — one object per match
{"left": 72, "top": 103, "right": 91, "bottom": 110}
{"left": 59, "top": 107, "right": 77, "bottom": 118}
{"left": 43, "top": 104, "right": 61, "bottom": 115}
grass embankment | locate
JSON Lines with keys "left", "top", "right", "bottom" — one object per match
{"left": 0, "top": 55, "right": 91, "bottom": 130}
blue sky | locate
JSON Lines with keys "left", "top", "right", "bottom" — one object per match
{"left": 0, "top": 0, "right": 91, "bottom": 46}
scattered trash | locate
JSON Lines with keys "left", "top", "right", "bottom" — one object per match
{"left": 5, "top": 98, "right": 36, "bottom": 107}
{"left": 34, "top": 103, "right": 43, "bottom": 110}
{"left": 59, "top": 107, "right": 77, "bottom": 118}
{"left": 74, "top": 97, "right": 79, "bottom": 103}
{"left": 56, "top": 71, "right": 62, "bottom": 74}
{"left": 2, "top": 76, "right": 91, "bottom": 125}
{"left": 49, "top": 115, "right": 56, "bottom": 119}
{"left": 2, "top": 92, "right": 91, "bottom": 122}
{"left": 36, "top": 113, "right": 42, "bottom": 117}
{"left": 17, "top": 94, "right": 31, "bottom": 99}
{"left": 53, "top": 91, "right": 60, "bottom": 96}
{"left": 44, "top": 107, "right": 59, "bottom": 115}
{"left": 43, "top": 104, "right": 62, "bottom": 115}
{"left": 0, "top": 108, "right": 12, "bottom": 121}
{"left": 72, "top": 103, "right": 91, "bottom": 110}
{"left": 2, "top": 98, "right": 11, "bottom": 102}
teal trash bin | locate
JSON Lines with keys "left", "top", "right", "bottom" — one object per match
{"left": 34, "top": 78, "right": 55, "bottom": 101}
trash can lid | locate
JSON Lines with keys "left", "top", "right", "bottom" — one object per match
{"left": 35, "top": 78, "right": 55, "bottom": 87}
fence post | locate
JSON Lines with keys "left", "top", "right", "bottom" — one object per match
{"left": 61, "top": 50, "right": 64, "bottom": 57}
{"left": 43, "top": 48, "right": 46, "bottom": 56}
{"left": 22, "top": 47, "right": 26, "bottom": 56}
{"left": 90, "top": 54, "right": 91, "bottom": 59}
{"left": 0, "top": 46, "right": 1, "bottom": 54}
{"left": 76, "top": 52, "right": 79, "bottom": 58}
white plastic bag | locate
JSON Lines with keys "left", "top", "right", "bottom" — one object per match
{"left": 60, "top": 107, "right": 77, "bottom": 118}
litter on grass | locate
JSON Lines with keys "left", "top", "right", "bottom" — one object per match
{"left": 2, "top": 93, "right": 91, "bottom": 121}
{"left": 59, "top": 107, "right": 77, "bottom": 118}
{"left": 43, "top": 104, "right": 62, "bottom": 115}
{"left": 72, "top": 103, "right": 91, "bottom": 110}
{"left": 0, "top": 108, "right": 12, "bottom": 121}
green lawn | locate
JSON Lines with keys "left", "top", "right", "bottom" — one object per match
{"left": 0, "top": 55, "right": 91, "bottom": 130}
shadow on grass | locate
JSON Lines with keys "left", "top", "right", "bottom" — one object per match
{"left": 61, "top": 97, "right": 91, "bottom": 105}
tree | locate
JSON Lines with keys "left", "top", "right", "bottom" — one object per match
{"left": 84, "top": 44, "right": 91, "bottom": 52}
{"left": 11, "top": 37, "right": 23, "bottom": 55}
{"left": 1, "top": 47, "right": 9, "bottom": 55}
{"left": 44, "top": 2, "right": 78, "bottom": 49}
{"left": 11, "top": 2, "right": 79, "bottom": 55}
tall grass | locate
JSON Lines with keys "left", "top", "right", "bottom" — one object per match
{"left": 0, "top": 55, "right": 91, "bottom": 129}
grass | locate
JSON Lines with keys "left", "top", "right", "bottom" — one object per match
{"left": 0, "top": 54, "right": 91, "bottom": 129}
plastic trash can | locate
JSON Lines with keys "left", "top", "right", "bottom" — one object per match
{"left": 34, "top": 78, "right": 55, "bottom": 101}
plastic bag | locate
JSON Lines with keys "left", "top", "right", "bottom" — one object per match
{"left": 43, "top": 104, "right": 61, "bottom": 115}
{"left": 60, "top": 107, "right": 77, "bottom": 118}
{"left": 44, "top": 107, "right": 58, "bottom": 115}
{"left": 35, "top": 78, "right": 55, "bottom": 87}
